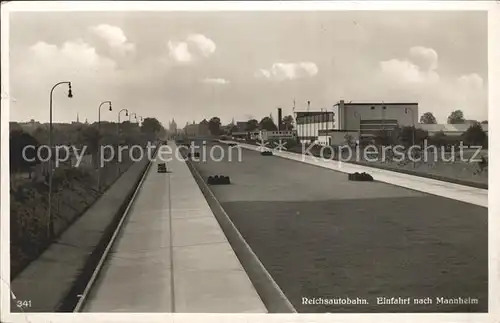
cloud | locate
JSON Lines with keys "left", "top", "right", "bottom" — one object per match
{"left": 12, "top": 39, "right": 120, "bottom": 122}
{"left": 168, "top": 41, "right": 193, "bottom": 63}
{"left": 353, "top": 46, "right": 486, "bottom": 122}
{"left": 255, "top": 69, "right": 272, "bottom": 79}
{"left": 409, "top": 46, "right": 438, "bottom": 71}
{"left": 89, "top": 24, "right": 135, "bottom": 55}
{"left": 457, "top": 73, "right": 483, "bottom": 90}
{"left": 378, "top": 46, "right": 440, "bottom": 86}
{"left": 167, "top": 33, "right": 216, "bottom": 64}
{"left": 25, "top": 40, "right": 117, "bottom": 79}
{"left": 256, "top": 62, "right": 318, "bottom": 81}
{"left": 186, "top": 34, "right": 216, "bottom": 57}
{"left": 379, "top": 58, "right": 439, "bottom": 85}
{"left": 202, "top": 78, "right": 230, "bottom": 84}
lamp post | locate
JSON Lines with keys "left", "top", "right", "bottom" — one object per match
{"left": 48, "top": 81, "right": 73, "bottom": 240}
{"left": 117, "top": 108, "right": 129, "bottom": 134}
{"left": 405, "top": 107, "right": 416, "bottom": 168}
{"left": 117, "top": 109, "right": 128, "bottom": 175}
{"left": 97, "top": 101, "right": 112, "bottom": 191}
{"left": 354, "top": 111, "right": 361, "bottom": 143}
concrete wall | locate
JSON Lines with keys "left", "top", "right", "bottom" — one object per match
{"left": 11, "top": 145, "right": 158, "bottom": 312}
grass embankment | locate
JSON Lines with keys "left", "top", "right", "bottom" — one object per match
{"left": 10, "top": 159, "right": 133, "bottom": 278}
{"left": 244, "top": 140, "right": 487, "bottom": 188}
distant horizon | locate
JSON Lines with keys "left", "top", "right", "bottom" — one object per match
{"left": 10, "top": 116, "right": 489, "bottom": 128}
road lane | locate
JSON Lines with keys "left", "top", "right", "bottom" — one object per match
{"left": 190, "top": 142, "right": 488, "bottom": 313}
{"left": 82, "top": 143, "right": 266, "bottom": 313}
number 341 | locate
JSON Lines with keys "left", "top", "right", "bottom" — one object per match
{"left": 16, "top": 300, "right": 32, "bottom": 308}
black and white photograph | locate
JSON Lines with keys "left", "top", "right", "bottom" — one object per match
{"left": 1, "top": 1, "right": 498, "bottom": 322}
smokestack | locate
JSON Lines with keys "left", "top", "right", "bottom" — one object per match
{"left": 277, "top": 107, "right": 283, "bottom": 131}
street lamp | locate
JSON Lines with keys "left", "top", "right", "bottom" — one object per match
{"left": 97, "top": 101, "right": 112, "bottom": 191}
{"left": 130, "top": 112, "right": 138, "bottom": 123}
{"left": 48, "top": 81, "right": 72, "bottom": 240}
{"left": 117, "top": 108, "right": 129, "bottom": 134}
{"left": 353, "top": 111, "right": 361, "bottom": 143}
{"left": 117, "top": 108, "right": 129, "bottom": 175}
{"left": 405, "top": 107, "right": 416, "bottom": 168}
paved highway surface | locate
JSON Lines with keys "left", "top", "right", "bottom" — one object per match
{"left": 189, "top": 141, "right": 488, "bottom": 313}
{"left": 81, "top": 143, "right": 266, "bottom": 313}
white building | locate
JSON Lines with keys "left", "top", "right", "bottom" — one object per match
{"left": 294, "top": 111, "right": 335, "bottom": 144}
{"left": 257, "top": 130, "right": 296, "bottom": 142}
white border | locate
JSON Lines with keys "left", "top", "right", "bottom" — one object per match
{"left": 1, "top": 1, "right": 498, "bottom": 323}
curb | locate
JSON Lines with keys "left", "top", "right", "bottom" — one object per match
{"left": 244, "top": 142, "right": 487, "bottom": 190}
{"left": 184, "top": 158, "right": 297, "bottom": 313}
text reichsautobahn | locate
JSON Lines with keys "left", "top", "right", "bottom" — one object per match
{"left": 302, "top": 297, "right": 368, "bottom": 305}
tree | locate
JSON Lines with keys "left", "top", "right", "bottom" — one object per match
{"left": 80, "top": 126, "right": 100, "bottom": 153}
{"left": 10, "top": 122, "right": 23, "bottom": 133}
{"left": 259, "top": 116, "right": 278, "bottom": 131}
{"left": 447, "top": 110, "right": 465, "bottom": 124}
{"left": 463, "top": 122, "right": 487, "bottom": 146}
{"left": 398, "top": 126, "right": 429, "bottom": 147}
{"left": 32, "top": 126, "right": 49, "bottom": 145}
{"left": 374, "top": 130, "right": 393, "bottom": 146}
{"left": 282, "top": 115, "right": 294, "bottom": 130}
{"left": 430, "top": 130, "right": 448, "bottom": 147}
{"left": 141, "top": 117, "right": 163, "bottom": 134}
{"left": 245, "top": 119, "right": 259, "bottom": 131}
{"left": 420, "top": 112, "right": 437, "bottom": 124}
{"left": 208, "top": 117, "right": 222, "bottom": 136}
{"left": 9, "top": 130, "right": 40, "bottom": 177}
{"left": 480, "top": 120, "right": 488, "bottom": 124}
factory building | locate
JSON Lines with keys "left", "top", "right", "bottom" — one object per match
{"left": 294, "top": 100, "right": 419, "bottom": 145}
{"left": 333, "top": 100, "right": 418, "bottom": 139}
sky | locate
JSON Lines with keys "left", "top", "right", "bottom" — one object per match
{"left": 8, "top": 10, "right": 488, "bottom": 127}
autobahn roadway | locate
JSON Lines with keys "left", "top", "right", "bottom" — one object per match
{"left": 188, "top": 141, "right": 488, "bottom": 313}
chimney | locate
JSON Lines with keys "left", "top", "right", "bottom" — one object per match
{"left": 277, "top": 108, "right": 283, "bottom": 131}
